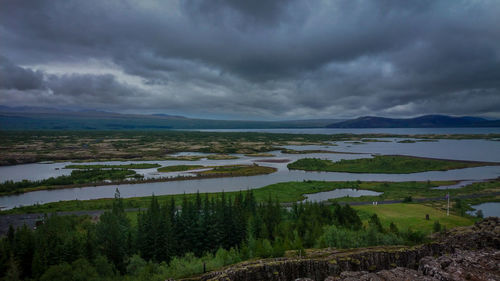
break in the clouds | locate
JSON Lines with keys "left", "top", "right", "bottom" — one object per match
{"left": 1, "top": 0, "right": 500, "bottom": 119}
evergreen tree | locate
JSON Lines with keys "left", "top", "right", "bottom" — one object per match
{"left": 96, "top": 189, "right": 131, "bottom": 272}
{"left": 433, "top": 221, "right": 442, "bottom": 233}
{"left": 389, "top": 222, "right": 399, "bottom": 234}
{"left": 369, "top": 214, "right": 384, "bottom": 233}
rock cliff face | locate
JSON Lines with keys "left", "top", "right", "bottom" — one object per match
{"left": 324, "top": 248, "right": 499, "bottom": 281}
{"left": 187, "top": 218, "right": 499, "bottom": 281}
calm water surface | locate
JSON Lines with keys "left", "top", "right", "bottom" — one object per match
{"left": 468, "top": 202, "right": 500, "bottom": 217}
{"left": 1, "top": 133, "right": 499, "bottom": 210}
{"left": 285, "top": 139, "right": 500, "bottom": 162}
{"left": 302, "top": 189, "right": 382, "bottom": 202}
{"left": 191, "top": 127, "right": 500, "bottom": 135}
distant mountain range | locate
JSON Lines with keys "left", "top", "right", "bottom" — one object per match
{"left": 1, "top": 106, "right": 498, "bottom": 130}
{"left": 326, "top": 115, "right": 500, "bottom": 128}
{"left": 0, "top": 106, "right": 342, "bottom": 130}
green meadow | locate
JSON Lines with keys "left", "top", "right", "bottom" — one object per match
{"left": 354, "top": 203, "right": 473, "bottom": 233}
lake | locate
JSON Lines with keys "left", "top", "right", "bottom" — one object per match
{"left": 0, "top": 133, "right": 499, "bottom": 210}
{"left": 302, "top": 189, "right": 382, "bottom": 202}
{"left": 468, "top": 202, "right": 500, "bottom": 217}
{"left": 190, "top": 127, "right": 500, "bottom": 135}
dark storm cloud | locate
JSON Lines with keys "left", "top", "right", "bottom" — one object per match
{"left": 0, "top": 67, "right": 146, "bottom": 111}
{"left": 182, "top": 0, "right": 296, "bottom": 25}
{"left": 45, "top": 74, "right": 142, "bottom": 104}
{"left": 0, "top": 57, "right": 44, "bottom": 90}
{"left": 0, "top": 0, "right": 499, "bottom": 118}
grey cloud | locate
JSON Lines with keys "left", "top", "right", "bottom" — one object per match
{"left": 46, "top": 74, "right": 141, "bottom": 103}
{"left": 0, "top": 56, "right": 45, "bottom": 90}
{"left": 1, "top": 0, "right": 500, "bottom": 118}
{"left": 182, "top": 0, "right": 298, "bottom": 26}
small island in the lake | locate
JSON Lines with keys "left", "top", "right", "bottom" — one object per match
{"left": 287, "top": 155, "right": 500, "bottom": 173}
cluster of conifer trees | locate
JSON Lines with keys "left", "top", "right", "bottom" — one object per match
{"left": 0, "top": 189, "right": 423, "bottom": 281}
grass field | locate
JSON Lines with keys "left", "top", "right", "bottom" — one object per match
{"left": 354, "top": 203, "right": 474, "bottom": 233}
{"left": 287, "top": 155, "right": 499, "bottom": 173}
{"left": 196, "top": 164, "right": 276, "bottom": 177}
{"left": 157, "top": 165, "right": 204, "bottom": 172}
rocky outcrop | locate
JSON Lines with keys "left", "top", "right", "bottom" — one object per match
{"left": 326, "top": 248, "right": 499, "bottom": 280}
{"left": 419, "top": 248, "right": 499, "bottom": 281}
{"left": 186, "top": 218, "right": 499, "bottom": 281}
{"left": 324, "top": 267, "right": 436, "bottom": 281}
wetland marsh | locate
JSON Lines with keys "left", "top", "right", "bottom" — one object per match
{"left": 0, "top": 131, "right": 499, "bottom": 211}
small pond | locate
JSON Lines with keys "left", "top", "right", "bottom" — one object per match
{"left": 432, "top": 180, "right": 484, "bottom": 190}
{"left": 302, "top": 189, "right": 382, "bottom": 202}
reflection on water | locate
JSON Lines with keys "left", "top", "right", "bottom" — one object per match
{"left": 302, "top": 189, "right": 382, "bottom": 202}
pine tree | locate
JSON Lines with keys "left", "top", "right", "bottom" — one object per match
{"left": 369, "top": 214, "right": 384, "bottom": 233}
{"left": 5, "top": 254, "right": 21, "bottom": 281}
{"left": 96, "top": 189, "right": 131, "bottom": 272}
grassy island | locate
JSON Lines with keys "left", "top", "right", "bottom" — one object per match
{"left": 287, "top": 155, "right": 499, "bottom": 173}
{"left": 65, "top": 163, "right": 161, "bottom": 169}
{"left": 0, "top": 169, "right": 142, "bottom": 195}
{"left": 196, "top": 164, "right": 276, "bottom": 177}
{"left": 157, "top": 165, "right": 204, "bottom": 172}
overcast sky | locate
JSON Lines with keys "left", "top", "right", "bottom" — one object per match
{"left": 1, "top": 0, "right": 499, "bottom": 120}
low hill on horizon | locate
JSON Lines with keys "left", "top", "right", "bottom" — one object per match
{"left": 0, "top": 106, "right": 342, "bottom": 130}
{"left": 326, "top": 115, "right": 500, "bottom": 128}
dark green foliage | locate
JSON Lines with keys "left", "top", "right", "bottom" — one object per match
{"left": 389, "top": 222, "right": 399, "bottom": 234}
{"left": 369, "top": 214, "right": 384, "bottom": 233}
{"left": 0, "top": 190, "right": 427, "bottom": 281}
{"left": 318, "top": 224, "right": 404, "bottom": 249}
{"left": 333, "top": 204, "right": 363, "bottom": 230}
{"left": 453, "top": 199, "right": 468, "bottom": 216}
{"left": 96, "top": 189, "right": 130, "bottom": 273}
{"left": 433, "top": 221, "right": 441, "bottom": 233}
{"left": 40, "top": 259, "right": 100, "bottom": 281}
{"left": 136, "top": 195, "right": 174, "bottom": 262}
